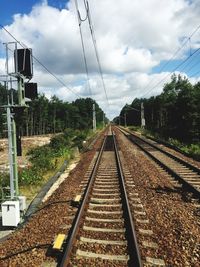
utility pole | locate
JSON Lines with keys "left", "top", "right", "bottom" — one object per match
{"left": 6, "top": 106, "right": 18, "bottom": 199}
{"left": 102, "top": 112, "right": 105, "bottom": 128}
{"left": 93, "top": 103, "right": 96, "bottom": 132}
{"left": 17, "top": 76, "right": 26, "bottom": 106}
{"left": 141, "top": 102, "right": 145, "bottom": 129}
{"left": 124, "top": 113, "right": 127, "bottom": 127}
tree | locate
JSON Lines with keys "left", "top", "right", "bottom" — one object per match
{"left": 118, "top": 74, "right": 199, "bottom": 143}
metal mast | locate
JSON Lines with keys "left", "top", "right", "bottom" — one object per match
{"left": 93, "top": 103, "right": 96, "bottom": 132}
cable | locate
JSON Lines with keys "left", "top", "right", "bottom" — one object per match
{"left": 189, "top": 67, "right": 200, "bottom": 77}
{"left": 141, "top": 23, "right": 200, "bottom": 97}
{"left": 184, "top": 52, "right": 200, "bottom": 74}
{"left": 74, "top": 0, "right": 93, "bottom": 98}
{"left": 178, "top": 50, "right": 200, "bottom": 73}
{"left": 77, "top": 0, "right": 89, "bottom": 22}
{"left": 0, "top": 243, "right": 50, "bottom": 260}
{"left": 142, "top": 47, "right": 200, "bottom": 97}
{"left": 84, "top": 0, "right": 110, "bottom": 106}
{"left": 0, "top": 24, "right": 82, "bottom": 98}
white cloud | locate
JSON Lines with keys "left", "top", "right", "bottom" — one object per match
{"left": 0, "top": 0, "right": 200, "bottom": 119}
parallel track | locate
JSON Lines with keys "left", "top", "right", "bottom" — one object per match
{"left": 118, "top": 127, "right": 200, "bottom": 198}
{"left": 60, "top": 131, "right": 142, "bottom": 267}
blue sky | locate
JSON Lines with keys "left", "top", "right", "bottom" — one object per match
{"left": 0, "top": 0, "right": 200, "bottom": 119}
{"left": 0, "top": 0, "right": 68, "bottom": 25}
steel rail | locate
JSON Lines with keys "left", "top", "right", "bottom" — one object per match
{"left": 119, "top": 126, "right": 200, "bottom": 175}
{"left": 113, "top": 131, "right": 142, "bottom": 267}
{"left": 118, "top": 127, "right": 200, "bottom": 198}
{"left": 59, "top": 135, "right": 107, "bottom": 267}
{"left": 60, "top": 131, "right": 142, "bottom": 266}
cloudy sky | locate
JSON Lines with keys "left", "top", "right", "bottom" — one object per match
{"left": 0, "top": 0, "right": 200, "bottom": 119}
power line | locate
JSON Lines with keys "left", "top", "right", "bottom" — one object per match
{"left": 178, "top": 49, "right": 200, "bottom": 73}
{"left": 0, "top": 24, "right": 82, "bottom": 98}
{"left": 183, "top": 51, "right": 200, "bottom": 74}
{"left": 141, "top": 23, "right": 200, "bottom": 97}
{"left": 189, "top": 66, "right": 200, "bottom": 77}
{"left": 74, "top": 0, "right": 93, "bottom": 98}
{"left": 84, "top": 0, "right": 110, "bottom": 106}
{"left": 142, "top": 47, "right": 200, "bottom": 97}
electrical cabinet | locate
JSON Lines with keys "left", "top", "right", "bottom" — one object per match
{"left": 1, "top": 201, "right": 20, "bottom": 227}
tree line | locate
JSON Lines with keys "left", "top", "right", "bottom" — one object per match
{"left": 115, "top": 74, "right": 200, "bottom": 143}
{"left": 0, "top": 84, "right": 106, "bottom": 138}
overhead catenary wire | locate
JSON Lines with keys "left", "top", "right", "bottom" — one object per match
{"left": 182, "top": 51, "right": 200, "bottom": 74}
{"left": 177, "top": 49, "right": 200, "bottom": 73}
{"left": 142, "top": 47, "right": 200, "bottom": 97}
{"left": 142, "top": 47, "right": 200, "bottom": 98}
{"left": 140, "top": 23, "right": 200, "bottom": 98}
{"left": 74, "top": 0, "right": 93, "bottom": 98}
{"left": 0, "top": 24, "right": 82, "bottom": 98}
{"left": 82, "top": 0, "right": 110, "bottom": 106}
{"left": 189, "top": 67, "right": 200, "bottom": 78}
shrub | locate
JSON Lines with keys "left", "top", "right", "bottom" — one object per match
{"left": 27, "top": 145, "right": 54, "bottom": 171}
{"left": 18, "top": 167, "right": 42, "bottom": 185}
{"left": 50, "top": 134, "right": 69, "bottom": 150}
{"left": 17, "top": 128, "right": 91, "bottom": 186}
{"left": 168, "top": 138, "right": 182, "bottom": 148}
{"left": 73, "top": 130, "right": 88, "bottom": 149}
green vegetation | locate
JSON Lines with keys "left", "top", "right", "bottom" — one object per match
{"left": 0, "top": 128, "right": 94, "bottom": 201}
{"left": 18, "top": 128, "right": 90, "bottom": 186}
{"left": 168, "top": 138, "right": 200, "bottom": 160}
{"left": 116, "top": 74, "right": 200, "bottom": 159}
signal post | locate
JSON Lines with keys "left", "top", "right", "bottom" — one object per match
{"left": 1, "top": 43, "right": 37, "bottom": 226}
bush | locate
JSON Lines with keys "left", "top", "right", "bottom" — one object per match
{"left": 18, "top": 167, "right": 42, "bottom": 185}
{"left": 73, "top": 130, "right": 88, "bottom": 149}
{"left": 27, "top": 145, "right": 54, "bottom": 171}
{"left": 17, "top": 128, "right": 91, "bottom": 186}
{"left": 182, "top": 144, "right": 200, "bottom": 160}
{"left": 50, "top": 134, "right": 70, "bottom": 151}
{"left": 168, "top": 138, "right": 182, "bottom": 148}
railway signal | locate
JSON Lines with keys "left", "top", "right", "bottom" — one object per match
{"left": 1, "top": 42, "right": 37, "bottom": 226}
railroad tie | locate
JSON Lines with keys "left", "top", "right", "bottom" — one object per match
{"left": 85, "top": 216, "right": 123, "bottom": 222}
{"left": 87, "top": 209, "right": 122, "bottom": 214}
{"left": 83, "top": 225, "right": 125, "bottom": 233}
{"left": 145, "top": 257, "right": 165, "bottom": 266}
{"left": 80, "top": 236, "right": 127, "bottom": 245}
{"left": 90, "top": 197, "right": 120, "bottom": 204}
{"left": 76, "top": 249, "right": 130, "bottom": 261}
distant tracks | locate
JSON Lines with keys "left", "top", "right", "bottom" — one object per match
{"left": 118, "top": 127, "right": 200, "bottom": 198}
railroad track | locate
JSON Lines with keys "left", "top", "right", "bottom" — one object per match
{"left": 59, "top": 131, "right": 142, "bottom": 267}
{"left": 117, "top": 127, "right": 200, "bottom": 198}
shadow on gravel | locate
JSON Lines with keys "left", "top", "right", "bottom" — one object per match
{"left": 45, "top": 246, "right": 62, "bottom": 265}
{"left": 154, "top": 185, "right": 194, "bottom": 202}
